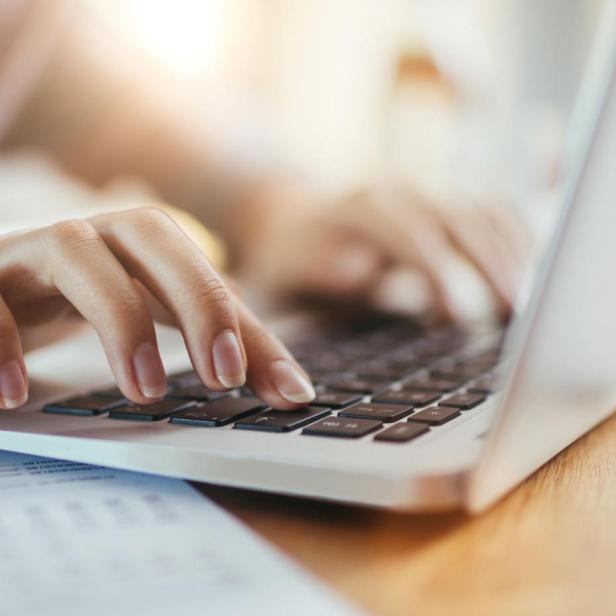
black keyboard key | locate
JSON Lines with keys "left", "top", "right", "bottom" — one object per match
{"left": 303, "top": 417, "right": 382, "bottom": 439}
{"left": 312, "top": 392, "right": 362, "bottom": 408}
{"left": 306, "top": 369, "right": 331, "bottom": 383}
{"left": 170, "top": 398, "right": 266, "bottom": 427}
{"left": 109, "top": 400, "right": 194, "bottom": 421}
{"left": 238, "top": 386, "right": 256, "bottom": 397}
{"left": 457, "top": 359, "right": 496, "bottom": 373}
{"left": 404, "top": 377, "right": 464, "bottom": 393}
{"left": 167, "top": 384, "right": 229, "bottom": 402}
{"left": 374, "top": 423, "right": 429, "bottom": 443}
{"left": 91, "top": 387, "right": 124, "bottom": 399}
{"left": 372, "top": 389, "right": 440, "bottom": 406}
{"left": 339, "top": 402, "right": 413, "bottom": 423}
{"left": 323, "top": 377, "right": 390, "bottom": 394}
{"left": 168, "top": 371, "right": 201, "bottom": 389}
{"left": 439, "top": 393, "right": 486, "bottom": 410}
{"left": 235, "top": 407, "right": 329, "bottom": 433}
{"left": 384, "top": 360, "right": 424, "bottom": 376}
{"left": 431, "top": 368, "right": 484, "bottom": 381}
{"left": 408, "top": 406, "right": 461, "bottom": 425}
{"left": 44, "top": 396, "right": 124, "bottom": 417}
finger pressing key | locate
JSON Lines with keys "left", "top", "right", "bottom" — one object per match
{"left": 233, "top": 299, "right": 316, "bottom": 410}
{"left": 91, "top": 208, "right": 246, "bottom": 391}
{"left": 0, "top": 295, "right": 27, "bottom": 409}
{"left": 37, "top": 220, "right": 167, "bottom": 404}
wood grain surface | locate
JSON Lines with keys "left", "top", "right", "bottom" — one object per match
{"left": 198, "top": 412, "right": 616, "bottom": 616}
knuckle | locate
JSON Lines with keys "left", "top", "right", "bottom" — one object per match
{"left": 190, "top": 275, "right": 234, "bottom": 318}
{"left": 127, "top": 206, "right": 174, "bottom": 236}
{"left": 46, "top": 219, "right": 100, "bottom": 252}
{"left": 104, "top": 292, "right": 146, "bottom": 325}
{"left": 100, "top": 293, "right": 149, "bottom": 333}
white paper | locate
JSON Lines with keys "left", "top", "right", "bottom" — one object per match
{"left": 0, "top": 450, "right": 360, "bottom": 616}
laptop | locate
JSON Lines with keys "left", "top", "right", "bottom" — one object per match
{"left": 1, "top": 4, "right": 616, "bottom": 513}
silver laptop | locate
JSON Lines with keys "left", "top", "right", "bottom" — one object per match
{"left": 1, "top": 5, "right": 615, "bottom": 513}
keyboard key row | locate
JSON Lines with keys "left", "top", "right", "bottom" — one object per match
{"left": 43, "top": 347, "right": 492, "bottom": 442}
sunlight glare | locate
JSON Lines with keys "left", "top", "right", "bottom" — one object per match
{"left": 132, "top": 0, "right": 223, "bottom": 76}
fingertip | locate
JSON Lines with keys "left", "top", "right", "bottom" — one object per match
{"left": 139, "top": 384, "right": 168, "bottom": 399}
{"left": 132, "top": 341, "right": 167, "bottom": 401}
{"left": 2, "top": 392, "right": 28, "bottom": 410}
{"left": 270, "top": 359, "right": 316, "bottom": 405}
{"left": 218, "top": 375, "right": 246, "bottom": 389}
{"left": 246, "top": 359, "right": 316, "bottom": 411}
{"left": 0, "top": 360, "right": 28, "bottom": 410}
{"left": 262, "top": 391, "right": 313, "bottom": 411}
{"left": 212, "top": 330, "right": 246, "bottom": 390}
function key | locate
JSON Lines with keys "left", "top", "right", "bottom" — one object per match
{"left": 235, "top": 406, "right": 329, "bottom": 433}
{"left": 303, "top": 417, "right": 382, "bottom": 439}
{"left": 373, "top": 389, "right": 440, "bottom": 406}
{"left": 408, "top": 406, "right": 461, "bottom": 426}
{"left": 312, "top": 392, "right": 362, "bottom": 408}
{"left": 170, "top": 398, "right": 265, "bottom": 427}
{"left": 44, "top": 396, "right": 124, "bottom": 417}
{"left": 339, "top": 402, "right": 413, "bottom": 423}
{"left": 374, "top": 423, "right": 429, "bottom": 443}
{"left": 108, "top": 400, "right": 194, "bottom": 421}
{"left": 439, "top": 393, "right": 486, "bottom": 410}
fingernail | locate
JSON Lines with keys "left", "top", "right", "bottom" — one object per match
{"left": 270, "top": 359, "right": 315, "bottom": 404}
{"left": 0, "top": 360, "right": 28, "bottom": 409}
{"left": 212, "top": 330, "right": 245, "bottom": 388}
{"left": 133, "top": 341, "right": 167, "bottom": 398}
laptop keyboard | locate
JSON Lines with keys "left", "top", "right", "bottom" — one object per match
{"left": 42, "top": 321, "right": 505, "bottom": 445}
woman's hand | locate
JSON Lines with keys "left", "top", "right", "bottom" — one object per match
{"left": 0, "top": 207, "right": 315, "bottom": 410}
{"left": 240, "top": 188, "right": 532, "bottom": 322}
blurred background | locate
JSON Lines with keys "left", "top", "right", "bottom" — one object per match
{"left": 0, "top": 0, "right": 607, "bottom": 228}
{"left": 69, "top": 0, "right": 604, "bottom": 207}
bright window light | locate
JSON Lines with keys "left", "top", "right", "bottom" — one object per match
{"left": 132, "top": 0, "right": 223, "bottom": 76}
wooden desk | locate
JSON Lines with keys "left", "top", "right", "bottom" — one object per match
{"left": 199, "top": 413, "right": 616, "bottom": 616}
